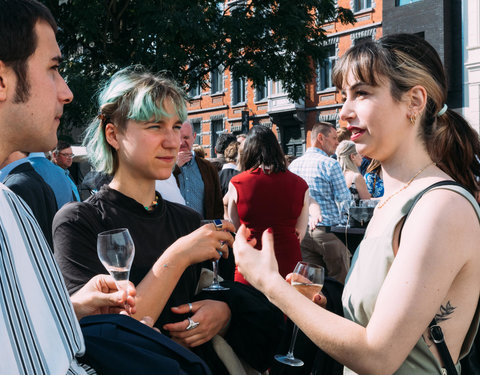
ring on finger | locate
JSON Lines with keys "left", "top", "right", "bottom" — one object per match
{"left": 188, "top": 302, "right": 193, "bottom": 313}
{"left": 186, "top": 317, "right": 200, "bottom": 331}
{"left": 213, "top": 218, "right": 223, "bottom": 231}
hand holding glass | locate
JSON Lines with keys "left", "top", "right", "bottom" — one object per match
{"left": 275, "top": 261, "right": 325, "bottom": 367}
{"left": 200, "top": 219, "right": 229, "bottom": 291}
{"left": 97, "top": 228, "right": 135, "bottom": 299}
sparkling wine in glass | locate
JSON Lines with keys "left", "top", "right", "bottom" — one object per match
{"left": 200, "top": 219, "right": 229, "bottom": 291}
{"left": 275, "top": 261, "right": 325, "bottom": 367}
{"left": 97, "top": 228, "right": 135, "bottom": 296}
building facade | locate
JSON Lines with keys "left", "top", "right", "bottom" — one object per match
{"left": 463, "top": 0, "right": 480, "bottom": 133}
{"left": 186, "top": 0, "right": 383, "bottom": 157}
{"left": 383, "top": 0, "right": 463, "bottom": 110}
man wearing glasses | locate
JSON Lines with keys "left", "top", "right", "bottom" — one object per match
{"left": 51, "top": 140, "right": 81, "bottom": 201}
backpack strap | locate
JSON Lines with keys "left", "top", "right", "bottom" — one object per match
{"left": 398, "top": 180, "right": 465, "bottom": 375}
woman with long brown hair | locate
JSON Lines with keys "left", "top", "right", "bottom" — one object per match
{"left": 234, "top": 34, "right": 480, "bottom": 374}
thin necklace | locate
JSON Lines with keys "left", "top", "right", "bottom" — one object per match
{"left": 377, "top": 162, "right": 436, "bottom": 209}
{"left": 144, "top": 195, "right": 159, "bottom": 211}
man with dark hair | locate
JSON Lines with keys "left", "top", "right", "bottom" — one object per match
{"left": 210, "top": 132, "right": 237, "bottom": 169}
{"left": 51, "top": 139, "right": 81, "bottom": 201}
{"left": 0, "top": 1, "right": 136, "bottom": 373}
{"left": 289, "top": 122, "right": 352, "bottom": 284}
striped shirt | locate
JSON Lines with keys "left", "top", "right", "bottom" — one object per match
{"left": 0, "top": 183, "right": 90, "bottom": 374}
{"left": 289, "top": 147, "right": 351, "bottom": 226}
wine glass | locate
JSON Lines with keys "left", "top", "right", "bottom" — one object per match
{"left": 97, "top": 228, "right": 135, "bottom": 297}
{"left": 200, "top": 219, "right": 229, "bottom": 291}
{"left": 275, "top": 261, "right": 325, "bottom": 367}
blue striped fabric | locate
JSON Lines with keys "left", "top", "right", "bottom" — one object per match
{"left": 0, "top": 183, "right": 89, "bottom": 374}
{"left": 289, "top": 147, "right": 351, "bottom": 226}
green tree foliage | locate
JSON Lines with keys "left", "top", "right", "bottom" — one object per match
{"left": 41, "top": 0, "right": 354, "bottom": 138}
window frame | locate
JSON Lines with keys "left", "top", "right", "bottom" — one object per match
{"left": 316, "top": 44, "right": 336, "bottom": 92}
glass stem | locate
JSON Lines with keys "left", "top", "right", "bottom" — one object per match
{"left": 212, "top": 260, "right": 219, "bottom": 285}
{"left": 286, "top": 324, "right": 299, "bottom": 358}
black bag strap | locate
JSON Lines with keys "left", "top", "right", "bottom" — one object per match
{"left": 398, "top": 180, "right": 465, "bottom": 375}
{"left": 429, "top": 318, "right": 458, "bottom": 375}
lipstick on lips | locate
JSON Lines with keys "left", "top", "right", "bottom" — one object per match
{"left": 347, "top": 126, "right": 365, "bottom": 142}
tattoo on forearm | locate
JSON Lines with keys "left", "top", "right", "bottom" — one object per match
{"left": 435, "top": 301, "right": 456, "bottom": 322}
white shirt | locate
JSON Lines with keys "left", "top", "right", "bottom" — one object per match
{"left": 155, "top": 174, "right": 186, "bottom": 205}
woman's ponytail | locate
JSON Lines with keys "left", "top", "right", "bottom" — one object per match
{"left": 426, "top": 109, "right": 480, "bottom": 194}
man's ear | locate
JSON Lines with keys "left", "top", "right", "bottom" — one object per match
{"left": 316, "top": 132, "right": 324, "bottom": 145}
{"left": 105, "top": 123, "right": 120, "bottom": 150}
{"left": 0, "top": 61, "right": 12, "bottom": 102}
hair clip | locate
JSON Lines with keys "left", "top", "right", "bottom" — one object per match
{"left": 98, "top": 113, "right": 106, "bottom": 121}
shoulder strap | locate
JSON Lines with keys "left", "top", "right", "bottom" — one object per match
{"left": 398, "top": 181, "right": 465, "bottom": 243}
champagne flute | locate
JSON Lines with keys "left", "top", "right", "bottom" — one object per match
{"left": 275, "top": 261, "right": 325, "bottom": 367}
{"left": 200, "top": 219, "right": 229, "bottom": 291}
{"left": 97, "top": 228, "right": 135, "bottom": 300}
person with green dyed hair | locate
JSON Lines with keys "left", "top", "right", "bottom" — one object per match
{"left": 53, "top": 66, "right": 284, "bottom": 374}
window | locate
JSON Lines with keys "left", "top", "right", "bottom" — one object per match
{"left": 192, "top": 120, "right": 202, "bottom": 144}
{"left": 271, "top": 80, "right": 286, "bottom": 96}
{"left": 255, "top": 79, "right": 268, "bottom": 101}
{"left": 396, "top": 0, "right": 422, "bottom": 5}
{"left": 232, "top": 76, "right": 246, "bottom": 105}
{"left": 317, "top": 44, "right": 336, "bottom": 91}
{"left": 211, "top": 66, "right": 224, "bottom": 94}
{"left": 188, "top": 82, "right": 201, "bottom": 98}
{"left": 211, "top": 119, "right": 224, "bottom": 155}
{"left": 354, "top": 0, "right": 371, "bottom": 12}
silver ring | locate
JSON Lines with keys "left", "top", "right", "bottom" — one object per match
{"left": 188, "top": 302, "right": 193, "bottom": 313}
{"left": 213, "top": 219, "right": 223, "bottom": 231}
{"left": 186, "top": 317, "right": 200, "bottom": 331}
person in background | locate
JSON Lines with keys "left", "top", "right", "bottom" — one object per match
{"left": 234, "top": 33, "right": 480, "bottom": 375}
{"left": 51, "top": 140, "right": 81, "bottom": 201}
{"left": 211, "top": 133, "right": 237, "bottom": 166}
{"left": 174, "top": 121, "right": 223, "bottom": 219}
{"left": 0, "top": 151, "right": 57, "bottom": 248}
{"left": 218, "top": 141, "right": 240, "bottom": 197}
{"left": 337, "top": 127, "right": 352, "bottom": 143}
{"left": 236, "top": 133, "right": 247, "bottom": 145}
{"left": 193, "top": 143, "right": 205, "bottom": 159}
{"left": 29, "top": 151, "right": 81, "bottom": 207}
{"left": 289, "top": 122, "right": 351, "bottom": 284}
{"left": 227, "top": 125, "right": 310, "bottom": 283}
{"left": 285, "top": 154, "right": 296, "bottom": 167}
{"left": 336, "top": 140, "right": 371, "bottom": 200}
{"left": 364, "top": 159, "right": 384, "bottom": 198}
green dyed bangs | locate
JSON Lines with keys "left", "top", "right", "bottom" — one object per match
{"left": 126, "top": 78, "right": 187, "bottom": 124}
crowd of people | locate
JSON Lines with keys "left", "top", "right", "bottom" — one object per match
{"left": 1, "top": 1, "right": 479, "bottom": 374}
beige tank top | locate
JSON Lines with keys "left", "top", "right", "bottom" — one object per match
{"left": 342, "top": 184, "right": 480, "bottom": 374}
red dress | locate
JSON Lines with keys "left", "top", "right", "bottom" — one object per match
{"left": 231, "top": 168, "right": 308, "bottom": 284}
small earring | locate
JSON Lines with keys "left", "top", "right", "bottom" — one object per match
{"left": 410, "top": 113, "right": 417, "bottom": 126}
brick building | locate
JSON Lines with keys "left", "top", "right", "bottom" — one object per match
{"left": 186, "top": 0, "right": 383, "bottom": 157}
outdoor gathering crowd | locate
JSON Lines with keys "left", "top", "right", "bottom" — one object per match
{"left": 1, "top": 1, "right": 480, "bottom": 375}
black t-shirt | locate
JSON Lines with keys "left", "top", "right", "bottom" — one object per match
{"left": 53, "top": 186, "right": 286, "bottom": 373}
{"left": 53, "top": 185, "right": 202, "bottom": 327}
